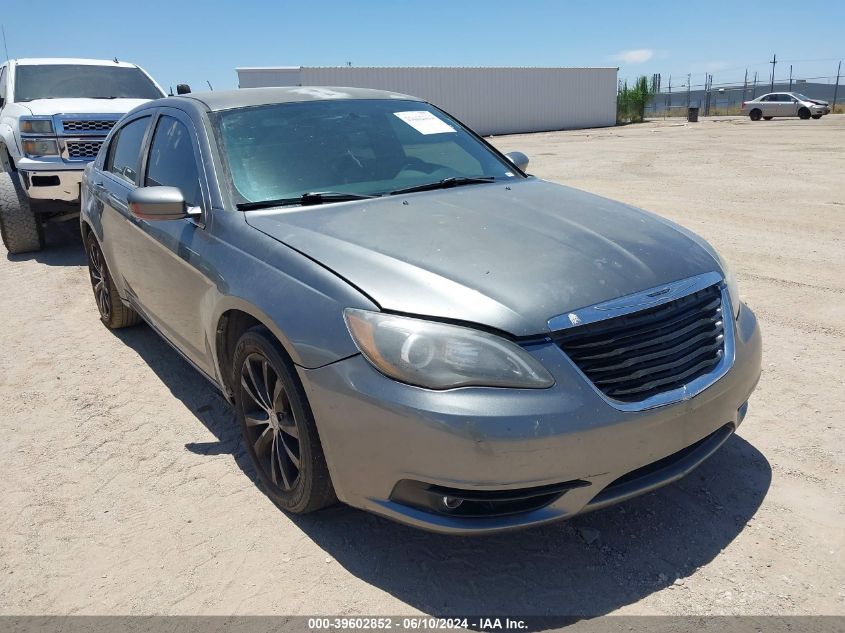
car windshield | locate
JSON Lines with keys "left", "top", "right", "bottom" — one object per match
{"left": 14, "top": 64, "right": 163, "bottom": 102}
{"left": 215, "top": 99, "right": 520, "bottom": 205}
{"left": 793, "top": 93, "right": 811, "bottom": 101}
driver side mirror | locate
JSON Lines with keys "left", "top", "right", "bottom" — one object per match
{"left": 176, "top": 84, "right": 192, "bottom": 95}
{"left": 505, "top": 151, "right": 529, "bottom": 172}
{"left": 128, "top": 186, "right": 199, "bottom": 221}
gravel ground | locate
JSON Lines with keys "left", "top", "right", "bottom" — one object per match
{"left": 0, "top": 115, "right": 842, "bottom": 618}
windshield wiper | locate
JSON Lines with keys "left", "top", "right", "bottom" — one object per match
{"left": 389, "top": 176, "right": 496, "bottom": 196}
{"left": 237, "top": 191, "right": 380, "bottom": 211}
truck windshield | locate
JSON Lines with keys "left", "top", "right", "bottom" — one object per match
{"left": 14, "top": 65, "right": 163, "bottom": 102}
{"left": 215, "top": 99, "right": 520, "bottom": 205}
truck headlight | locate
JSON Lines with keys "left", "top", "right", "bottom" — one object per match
{"left": 344, "top": 309, "right": 555, "bottom": 390}
{"left": 20, "top": 119, "right": 55, "bottom": 134}
{"left": 21, "top": 139, "right": 60, "bottom": 157}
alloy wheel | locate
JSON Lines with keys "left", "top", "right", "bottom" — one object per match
{"left": 240, "top": 352, "right": 302, "bottom": 491}
{"left": 87, "top": 239, "right": 112, "bottom": 321}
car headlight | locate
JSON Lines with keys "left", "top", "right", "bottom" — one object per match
{"left": 344, "top": 309, "right": 555, "bottom": 390}
{"left": 20, "top": 119, "right": 55, "bottom": 134}
{"left": 21, "top": 139, "right": 60, "bottom": 157}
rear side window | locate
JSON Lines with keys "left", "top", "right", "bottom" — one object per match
{"left": 145, "top": 116, "right": 202, "bottom": 208}
{"left": 106, "top": 117, "right": 151, "bottom": 184}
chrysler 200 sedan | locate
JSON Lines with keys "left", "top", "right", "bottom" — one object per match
{"left": 80, "top": 87, "right": 762, "bottom": 534}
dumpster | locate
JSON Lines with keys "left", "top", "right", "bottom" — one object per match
{"left": 688, "top": 106, "right": 700, "bottom": 122}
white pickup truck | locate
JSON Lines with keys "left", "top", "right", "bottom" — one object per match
{"left": 0, "top": 58, "right": 165, "bottom": 253}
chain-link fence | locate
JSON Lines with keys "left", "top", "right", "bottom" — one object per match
{"left": 642, "top": 63, "right": 842, "bottom": 117}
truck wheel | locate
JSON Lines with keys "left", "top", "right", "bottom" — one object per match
{"left": 0, "top": 172, "right": 44, "bottom": 254}
{"left": 798, "top": 107, "right": 811, "bottom": 120}
{"left": 749, "top": 109, "right": 762, "bottom": 121}
{"left": 85, "top": 231, "right": 141, "bottom": 329}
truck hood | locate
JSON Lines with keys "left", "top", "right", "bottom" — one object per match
{"left": 245, "top": 178, "right": 722, "bottom": 336}
{"left": 17, "top": 98, "right": 153, "bottom": 116}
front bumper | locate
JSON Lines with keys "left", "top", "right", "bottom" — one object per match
{"left": 299, "top": 303, "right": 762, "bottom": 534}
{"left": 17, "top": 165, "right": 83, "bottom": 202}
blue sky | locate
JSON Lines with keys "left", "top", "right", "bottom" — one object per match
{"left": 2, "top": 0, "right": 842, "bottom": 93}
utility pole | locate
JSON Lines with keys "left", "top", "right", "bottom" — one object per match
{"left": 667, "top": 75, "right": 672, "bottom": 117}
{"left": 834, "top": 61, "right": 841, "bottom": 113}
{"left": 753, "top": 71, "right": 758, "bottom": 99}
{"left": 789, "top": 64, "right": 793, "bottom": 91}
{"left": 742, "top": 69, "right": 748, "bottom": 108}
{"left": 769, "top": 53, "right": 777, "bottom": 92}
{"left": 687, "top": 73, "right": 691, "bottom": 108}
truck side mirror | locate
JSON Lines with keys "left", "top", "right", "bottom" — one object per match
{"left": 176, "top": 84, "right": 192, "bottom": 95}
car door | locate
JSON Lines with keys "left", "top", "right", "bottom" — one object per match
{"left": 125, "top": 108, "right": 218, "bottom": 376}
{"left": 95, "top": 114, "right": 153, "bottom": 295}
{"left": 756, "top": 95, "right": 774, "bottom": 117}
{"left": 784, "top": 94, "right": 801, "bottom": 116}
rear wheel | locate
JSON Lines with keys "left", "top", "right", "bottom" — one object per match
{"left": 763, "top": 116, "right": 773, "bottom": 121}
{"left": 0, "top": 172, "right": 44, "bottom": 254}
{"left": 749, "top": 109, "right": 762, "bottom": 121}
{"left": 233, "top": 326, "right": 336, "bottom": 514}
{"left": 85, "top": 231, "right": 141, "bottom": 329}
{"left": 798, "top": 107, "right": 811, "bottom": 120}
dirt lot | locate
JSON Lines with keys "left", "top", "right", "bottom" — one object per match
{"left": 0, "top": 115, "right": 843, "bottom": 618}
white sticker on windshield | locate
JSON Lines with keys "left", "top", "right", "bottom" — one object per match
{"left": 394, "top": 111, "right": 456, "bottom": 135}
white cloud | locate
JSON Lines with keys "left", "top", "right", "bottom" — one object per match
{"left": 611, "top": 49, "right": 655, "bottom": 65}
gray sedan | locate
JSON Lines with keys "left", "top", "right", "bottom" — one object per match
{"left": 742, "top": 92, "right": 830, "bottom": 120}
{"left": 80, "top": 87, "right": 762, "bottom": 534}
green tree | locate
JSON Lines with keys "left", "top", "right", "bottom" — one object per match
{"left": 617, "top": 75, "right": 657, "bottom": 124}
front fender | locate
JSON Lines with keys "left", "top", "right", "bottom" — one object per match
{"left": 205, "top": 220, "right": 377, "bottom": 389}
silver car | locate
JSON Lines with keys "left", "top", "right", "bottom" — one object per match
{"left": 742, "top": 92, "right": 830, "bottom": 120}
{"left": 80, "top": 87, "right": 762, "bottom": 534}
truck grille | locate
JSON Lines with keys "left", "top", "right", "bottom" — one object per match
{"left": 554, "top": 284, "right": 725, "bottom": 403}
{"left": 61, "top": 119, "right": 116, "bottom": 132}
{"left": 65, "top": 140, "right": 104, "bottom": 160}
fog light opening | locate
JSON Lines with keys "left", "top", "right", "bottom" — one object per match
{"left": 442, "top": 496, "right": 463, "bottom": 510}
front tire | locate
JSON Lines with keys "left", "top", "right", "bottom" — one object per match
{"left": 85, "top": 231, "right": 141, "bottom": 329}
{"left": 763, "top": 116, "right": 773, "bottom": 120}
{"left": 0, "top": 172, "right": 44, "bottom": 254}
{"left": 811, "top": 114, "right": 822, "bottom": 119}
{"left": 749, "top": 109, "right": 762, "bottom": 121}
{"left": 798, "top": 107, "right": 811, "bottom": 120}
{"left": 233, "top": 326, "right": 336, "bottom": 514}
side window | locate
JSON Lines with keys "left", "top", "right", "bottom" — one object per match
{"left": 145, "top": 116, "right": 202, "bottom": 208}
{"left": 106, "top": 117, "right": 150, "bottom": 184}
{"left": 759, "top": 95, "right": 771, "bottom": 102}
{"left": 0, "top": 66, "right": 7, "bottom": 103}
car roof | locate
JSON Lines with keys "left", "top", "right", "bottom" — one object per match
{"left": 10, "top": 58, "right": 139, "bottom": 68}
{"left": 179, "top": 86, "right": 422, "bottom": 112}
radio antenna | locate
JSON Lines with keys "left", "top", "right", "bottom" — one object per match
{"left": 1, "top": 25, "right": 10, "bottom": 61}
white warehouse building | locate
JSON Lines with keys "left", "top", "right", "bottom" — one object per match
{"left": 235, "top": 66, "right": 618, "bottom": 135}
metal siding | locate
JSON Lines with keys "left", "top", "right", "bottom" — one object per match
{"left": 236, "top": 66, "right": 617, "bottom": 135}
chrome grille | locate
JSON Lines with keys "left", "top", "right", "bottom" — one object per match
{"left": 554, "top": 284, "right": 725, "bottom": 403}
{"left": 65, "top": 140, "right": 103, "bottom": 160}
{"left": 61, "top": 119, "right": 116, "bottom": 132}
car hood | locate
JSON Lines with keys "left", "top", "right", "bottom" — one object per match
{"left": 245, "top": 178, "right": 722, "bottom": 336}
{"left": 16, "top": 98, "right": 153, "bottom": 116}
